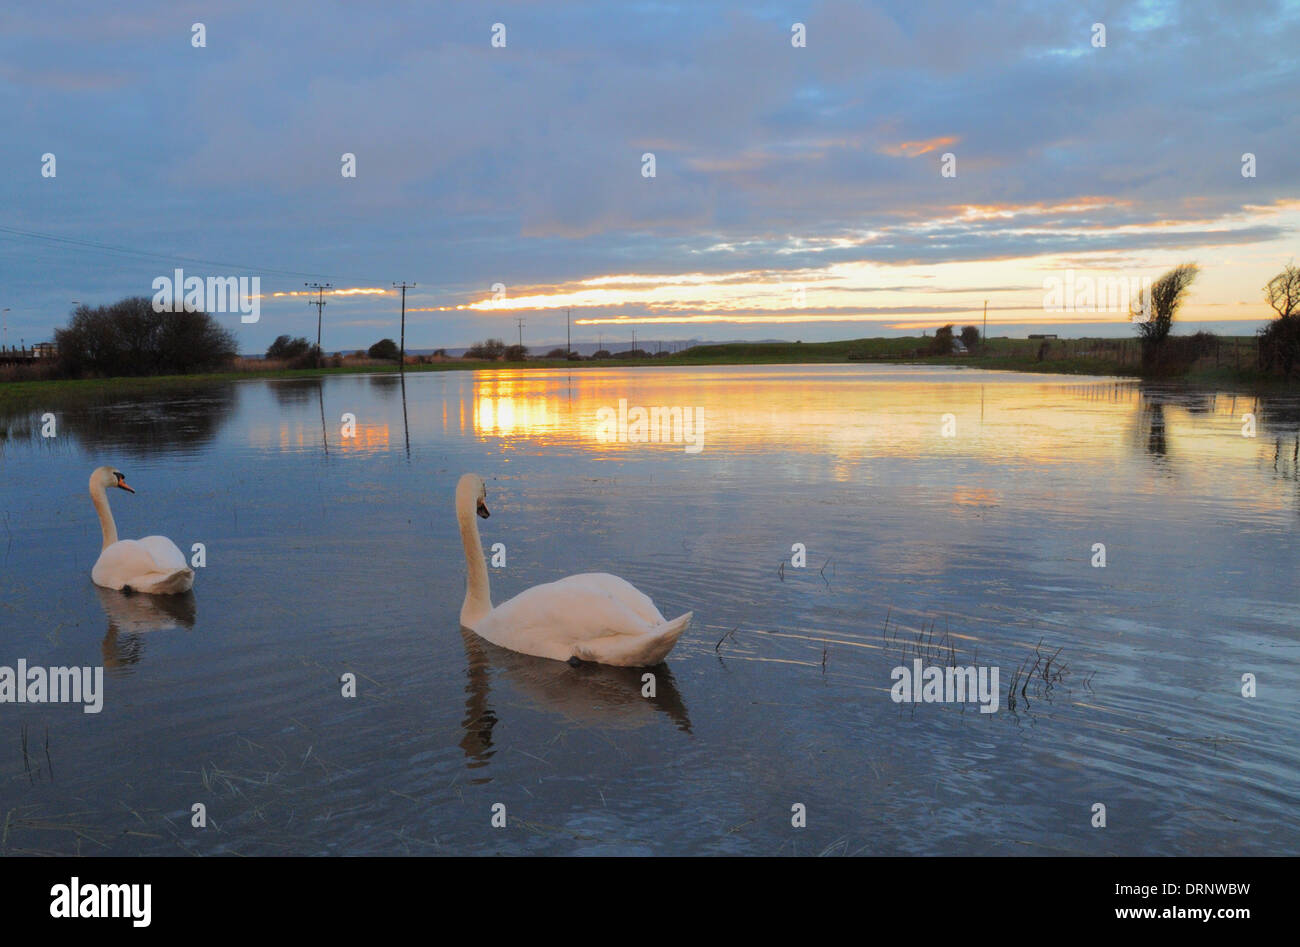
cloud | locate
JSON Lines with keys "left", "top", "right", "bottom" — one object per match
{"left": 1, "top": 0, "right": 1297, "bottom": 347}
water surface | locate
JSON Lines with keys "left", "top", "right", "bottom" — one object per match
{"left": 1, "top": 364, "right": 1296, "bottom": 855}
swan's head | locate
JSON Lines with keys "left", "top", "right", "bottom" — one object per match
{"left": 457, "top": 473, "right": 490, "bottom": 519}
{"left": 91, "top": 465, "right": 134, "bottom": 495}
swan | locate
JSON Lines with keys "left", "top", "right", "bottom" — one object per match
{"left": 456, "top": 473, "right": 691, "bottom": 667}
{"left": 88, "top": 466, "right": 194, "bottom": 595}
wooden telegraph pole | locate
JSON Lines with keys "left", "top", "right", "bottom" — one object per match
{"left": 306, "top": 282, "right": 331, "bottom": 360}
{"left": 393, "top": 282, "right": 415, "bottom": 369}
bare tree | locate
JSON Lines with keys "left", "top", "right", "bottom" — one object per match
{"left": 1132, "top": 264, "right": 1198, "bottom": 368}
{"left": 1264, "top": 262, "right": 1300, "bottom": 320}
{"left": 1260, "top": 263, "right": 1300, "bottom": 378}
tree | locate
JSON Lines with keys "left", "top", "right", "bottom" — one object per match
{"left": 464, "top": 338, "right": 506, "bottom": 359}
{"left": 960, "top": 325, "right": 980, "bottom": 350}
{"left": 266, "top": 335, "right": 311, "bottom": 360}
{"left": 1260, "top": 264, "right": 1300, "bottom": 378}
{"left": 54, "top": 296, "right": 237, "bottom": 377}
{"left": 1264, "top": 263, "right": 1300, "bottom": 320}
{"left": 927, "top": 324, "right": 955, "bottom": 355}
{"left": 504, "top": 344, "right": 528, "bottom": 361}
{"left": 545, "top": 347, "right": 568, "bottom": 359}
{"left": 1132, "top": 264, "right": 1198, "bottom": 369}
{"left": 591, "top": 349, "right": 611, "bottom": 359}
{"left": 368, "top": 338, "right": 399, "bottom": 360}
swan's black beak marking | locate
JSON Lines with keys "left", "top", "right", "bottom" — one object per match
{"left": 115, "top": 472, "right": 135, "bottom": 494}
{"left": 477, "top": 500, "right": 490, "bottom": 519}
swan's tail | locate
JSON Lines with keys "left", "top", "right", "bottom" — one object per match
{"left": 574, "top": 611, "right": 692, "bottom": 667}
{"left": 134, "top": 568, "right": 195, "bottom": 596}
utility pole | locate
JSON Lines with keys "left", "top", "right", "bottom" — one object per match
{"left": 566, "top": 307, "right": 571, "bottom": 357}
{"left": 632, "top": 328, "right": 637, "bottom": 354}
{"left": 306, "top": 282, "right": 331, "bottom": 356}
{"left": 393, "top": 282, "right": 415, "bottom": 369}
{"left": 515, "top": 317, "right": 525, "bottom": 350}
{"left": 982, "top": 299, "right": 988, "bottom": 344}
{"left": 1, "top": 308, "right": 8, "bottom": 351}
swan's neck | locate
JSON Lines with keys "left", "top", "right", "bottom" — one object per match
{"left": 91, "top": 482, "right": 118, "bottom": 551}
{"left": 458, "top": 501, "right": 491, "bottom": 627}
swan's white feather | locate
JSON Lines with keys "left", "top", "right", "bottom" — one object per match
{"left": 468, "top": 572, "right": 691, "bottom": 666}
{"left": 93, "top": 538, "right": 194, "bottom": 594}
{"left": 138, "top": 535, "right": 189, "bottom": 571}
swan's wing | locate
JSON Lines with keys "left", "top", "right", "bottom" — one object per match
{"left": 92, "top": 538, "right": 193, "bottom": 593}
{"left": 473, "top": 575, "right": 669, "bottom": 662}
{"left": 137, "top": 536, "right": 188, "bottom": 571}
{"left": 92, "top": 540, "right": 163, "bottom": 589}
{"left": 559, "top": 573, "right": 666, "bottom": 626}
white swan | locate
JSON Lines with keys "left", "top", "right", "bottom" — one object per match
{"left": 456, "top": 473, "right": 691, "bottom": 667}
{"left": 89, "top": 466, "right": 194, "bottom": 595}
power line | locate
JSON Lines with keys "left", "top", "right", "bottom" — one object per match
{"left": 0, "top": 223, "right": 389, "bottom": 284}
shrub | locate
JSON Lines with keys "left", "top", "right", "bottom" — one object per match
{"left": 960, "top": 325, "right": 980, "bottom": 349}
{"left": 266, "top": 335, "right": 312, "bottom": 361}
{"left": 464, "top": 338, "right": 506, "bottom": 359}
{"left": 54, "top": 296, "right": 237, "bottom": 377}
{"left": 368, "top": 338, "right": 399, "bottom": 360}
{"left": 504, "top": 344, "right": 528, "bottom": 361}
{"left": 927, "top": 324, "right": 955, "bottom": 355}
{"left": 1259, "top": 317, "right": 1300, "bottom": 379}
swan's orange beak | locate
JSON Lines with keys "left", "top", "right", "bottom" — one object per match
{"left": 476, "top": 499, "right": 490, "bottom": 519}
{"left": 117, "top": 478, "right": 135, "bottom": 494}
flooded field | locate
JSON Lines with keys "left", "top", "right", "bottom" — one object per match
{"left": 0, "top": 364, "right": 1296, "bottom": 855}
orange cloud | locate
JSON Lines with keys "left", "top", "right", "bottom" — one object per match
{"left": 877, "top": 135, "right": 959, "bottom": 157}
{"left": 269, "top": 287, "right": 391, "bottom": 298}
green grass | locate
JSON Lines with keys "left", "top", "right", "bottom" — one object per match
{"left": 1, "top": 334, "right": 1290, "bottom": 410}
{"left": 0, "top": 360, "right": 473, "bottom": 410}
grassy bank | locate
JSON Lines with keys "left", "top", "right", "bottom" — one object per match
{"left": 0, "top": 335, "right": 1289, "bottom": 410}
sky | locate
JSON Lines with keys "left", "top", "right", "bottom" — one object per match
{"left": 1, "top": 0, "right": 1298, "bottom": 353}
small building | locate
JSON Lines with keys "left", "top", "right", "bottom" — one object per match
{"left": 33, "top": 342, "right": 57, "bottom": 359}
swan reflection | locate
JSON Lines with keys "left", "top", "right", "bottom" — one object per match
{"left": 96, "top": 587, "right": 196, "bottom": 669}
{"left": 458, "top": 628, "right": 691, "bottom": 772}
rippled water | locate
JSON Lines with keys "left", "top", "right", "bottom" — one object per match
{"left": 0, "top": 364, "right": 1296, "bottom": 855}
